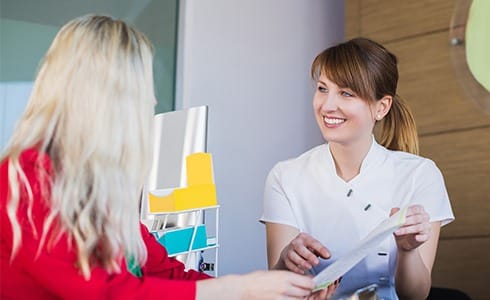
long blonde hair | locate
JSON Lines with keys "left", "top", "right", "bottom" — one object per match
{"left": 2, "top": 14, "right": 155, "bottom": 278}
{"left": 311, "top": 37, "right": 419, "bottom": 154}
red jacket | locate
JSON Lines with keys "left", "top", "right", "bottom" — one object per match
{"left": 0, "top": 149, "right": 211, "bottom": 299}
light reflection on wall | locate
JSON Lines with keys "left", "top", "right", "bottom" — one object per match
{"left": 0, "top": 0, "right": 179, "bottom": 150}
{"left": 0, "top": 82, "right": 32, "bottom": 149}
{"left": 450, "top": 0, "right": 490, "bottom": 114}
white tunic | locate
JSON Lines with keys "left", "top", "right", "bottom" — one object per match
{"left": 261, "top": 140, "right": 454, "bottom": 300}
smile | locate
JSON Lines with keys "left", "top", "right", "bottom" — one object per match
{"left": 324, "top": 117, "right": 345, "bottom": 125}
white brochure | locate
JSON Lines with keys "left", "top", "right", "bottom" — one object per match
{"left": 313, "top": 207, "right": 408, "bottom": 292}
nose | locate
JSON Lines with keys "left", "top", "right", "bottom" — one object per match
{"left": 319, "top": 93, "right": 339, "bottom": 112}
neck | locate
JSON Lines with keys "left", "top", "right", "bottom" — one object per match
{"left": 329, "top": 136, "right": 373, "bottom": 182}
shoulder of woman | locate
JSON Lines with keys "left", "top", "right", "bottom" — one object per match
{"left": 384, "top": 148, "right": 434, "bottom": 165}
{"left": 18, "top": 147, "right": 53, "bottom": 172}
{"left": 383, "top": 149, "right": 445, "bottom": 178}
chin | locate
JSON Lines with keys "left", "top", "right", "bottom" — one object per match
{"left": 322, "top": 133, "right": 348, "bottom": 145}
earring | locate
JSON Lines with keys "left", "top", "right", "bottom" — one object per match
{"left": 376, "top": 114, "right": 381, "bottom": 120}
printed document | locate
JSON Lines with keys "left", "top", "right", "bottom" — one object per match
{"left": 313, "top": 207, "right": 408, "bottom": 292}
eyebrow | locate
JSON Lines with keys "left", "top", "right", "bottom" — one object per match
{"left": 317, "top": 79, "right": 353, "bottom": 91}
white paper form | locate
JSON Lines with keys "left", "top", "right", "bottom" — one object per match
{"left": 312, "top": 207, "right": 408, "bottom": 292}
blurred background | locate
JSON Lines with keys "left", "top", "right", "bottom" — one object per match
{"left": 1, "top": 1, "right": 488, "bottom": 299}
{"left": 345, "top": 1, "right": 489, "bottom": 298}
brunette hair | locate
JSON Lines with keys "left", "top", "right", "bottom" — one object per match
{"left": 311, "top": 37, "right": 419, "bottom": 154}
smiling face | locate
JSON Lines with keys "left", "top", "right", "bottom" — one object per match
{"left": 313, "top": 74, "right": 379, "bottom": 147}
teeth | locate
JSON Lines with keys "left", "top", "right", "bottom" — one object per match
{"left": 324, "top": 117, "right": 345, "bottom": 124}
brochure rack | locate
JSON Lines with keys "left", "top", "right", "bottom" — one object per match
{"left": 147, "top": 204, "right": 219, "bottom": 276}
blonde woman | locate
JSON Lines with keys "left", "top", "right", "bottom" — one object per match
{"left": 261, "top": 38, "right": 454, "bottom": 300}
{"left": 0, "top": 15, "right": 316, "bottom": 300}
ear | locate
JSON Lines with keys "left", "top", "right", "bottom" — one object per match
{"left": 374, "top": 96, "right": 392, "bottom": 121}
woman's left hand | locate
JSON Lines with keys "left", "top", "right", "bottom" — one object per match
{"left": 391, "top": 205, "right": 431, "bottom": 251}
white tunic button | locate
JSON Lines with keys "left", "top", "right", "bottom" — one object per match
{"left": 378, "top": 276, "right": 389, "bottom": 283}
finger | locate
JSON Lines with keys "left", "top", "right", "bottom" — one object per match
{"left": 415, "top": 233, "right": 430, "bottom": 243}
{"left": 396, "top": 222, "right": 431, "bottom": 235}
{"left": 283, "top": 285, "right": 314, "bottom": 298}
{"left": 398, "top": 213, "right": 430, "bottom": 231}
{"left": 316, "top": 289, "right": 328, "bottom": 299}
{"left": 308, "top": 245, "right": 331, "bottom": 260}
{"left": 296, "top": 246, "right": 322, "bottom": 267}
{"left": 405, "top": 205, "right": 427, "bottom": 217}
{"left": 289, "top": 245, "right": 324, "bottom": 269}
{"left": 264, "top": 271, "right": 314, "bottom": 299}
{"left": 282, "top": 296, "right": 310, "bottom": 300}
{"left": 284, "top": 259, "right": 307, "bottom": 274}
{"left": 287, "top": 249, "right": 313, "bottom": 270}
{"left": 308, "top": 280, "right": 339, "bottom": 300}
{"left": 390, "top": 207, "right": 400, "bottom": 217}
{"left": 326, "top": 283, "right": 337, "bottom": 298}
{"left": 307, "top": 289, "right": 327, "bottom": 300}
{"left": 298, "top": 233, "right": 331, "bottom": 260}
{"left": 409, "top": 204, "right": 424, "bottom": 213}
{"left": 289, "top": 273, "right": 315, "bottom": 290}
{"left": 283, "top": 250, "right": 307, "bottom": 274}
{"left": 402, "top": 212, "right": 429, "bottom": 226}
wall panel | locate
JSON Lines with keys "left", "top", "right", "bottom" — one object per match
{"left": 346, "top": 0, "right": 490, "bottom": 298}
{"left": 420, "top": 127, "right": 490, "bottom": 238}
{"left": 432, "top": 237, "right": 490, "bottom": 300}
{"left": 389, "top": 31, "right": 490, "bottom": 135}
{"left": 345, "top": 0, "right": 360, "bottom": 39}
{"left": 360, "top": 0, "right": 455, "bottom": 42}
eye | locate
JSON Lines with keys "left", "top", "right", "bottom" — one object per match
{"left": 341, "top": 90, "right": 354, "bottom": 97}
{"left": 317, "top": 85, "right": 328, "bottom": 93}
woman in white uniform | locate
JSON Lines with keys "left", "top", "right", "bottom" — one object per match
{"left": 261, "top": 38, "right": 454, "bottom": 300}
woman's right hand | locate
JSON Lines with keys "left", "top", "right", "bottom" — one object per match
{"left": 279, "top": 232, "right": 331, "bottom": 274}
{"left": 307, "top": 278, "right": 341, "bottom": 300}
{"left": 239, "top": 270, "right": 315, "bottom": 299}
{"left": 197, "top": 270, "right": 315, "bottom": 300}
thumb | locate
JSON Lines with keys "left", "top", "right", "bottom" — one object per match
{"left": 390, "top": 207, "right": 400, "bottom": 217}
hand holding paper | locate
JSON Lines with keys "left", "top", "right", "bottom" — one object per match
{"left": 392, "top": 205, "right": 431, "bottom": 251}
{"left": 278, "top": 232, "right": 331, "bottom": 274}
{"left": 312, "top": 207, "right": 408, "bottom": 292}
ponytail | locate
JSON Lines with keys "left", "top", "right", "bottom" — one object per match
{"left": 375, "top": 95, "right": 419, "bottom": 155}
